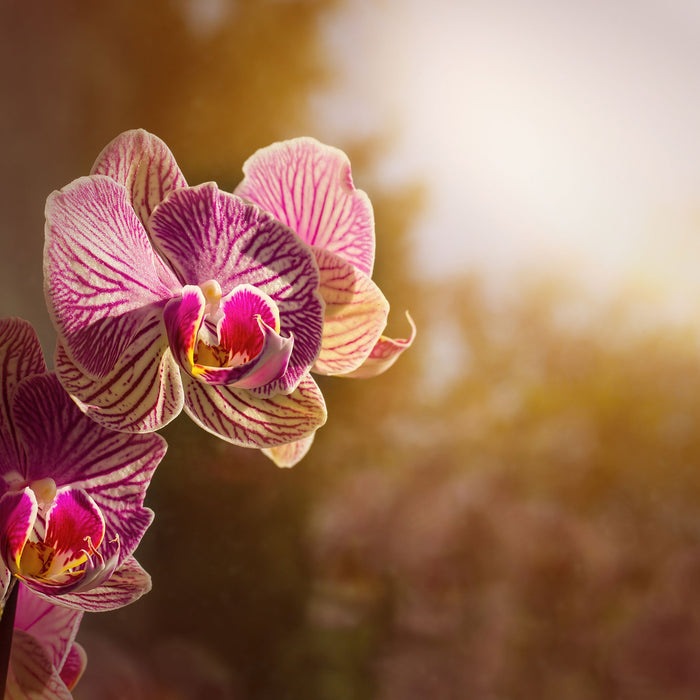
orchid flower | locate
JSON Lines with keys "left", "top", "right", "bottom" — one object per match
{"left": 44, "top": 130, "right": 327, "bottom": 455}
{"left": 235, "top": 138, "right": 416, "bottom": 465}
{"left": 0, "top": 318, "right": 164, "bottom": 612}
{"left": 3, "top": 584, "right": 86, "bottom": 699}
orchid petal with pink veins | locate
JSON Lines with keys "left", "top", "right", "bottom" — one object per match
{"left": 183, "top": 372, "right": 327, "bottom": 448}
{"left": 261, "top": 433, "right": 316, "bottom": 468}
{"left": 52, "top": 555, "right": 151, "bottom": 612}
{"left": 0, "top": 319, "right": 46, "bottom": 474}
{"left": 7, "top": 631, "right": 75, "bottom": 700}
{"left": 149, "top": 182, "right": 324, "bottom": 395}
{"left": 11, "top": 372, "right": 165, "bottom": 561}
{"left": 54, "top": 317, "right": 183, "bottom": 434}
{"left": 14, "top": 585, "right": 83, "bottom": 678}
{"left": 0, "top": 321, "right": 164, "bottom": 611}
{"left": 44, "top": 174, "right": 179, "bottom": 378}
{"left": 7, "top": 586, "right": 85, "bottom": 699}
{"left": 91, "top": 128, "right": 188, "bottom": 231}
{"left": 344, "top": 311, "right": 417, "bottom": 379}
{"left": 311, "top": 247, "right": 389, "bottom": 376}
{"left": 236, "top": 137, "right": 375, "bottom": 277}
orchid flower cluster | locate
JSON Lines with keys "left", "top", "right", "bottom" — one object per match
{"left": 0, "top": 130, "right": 414, "bottom": 697}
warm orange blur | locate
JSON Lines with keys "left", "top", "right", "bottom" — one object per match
{"left": 2, "top": 2, "right": 700, "bottom": 699}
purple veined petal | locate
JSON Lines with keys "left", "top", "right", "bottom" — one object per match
{"left": 91, "top": 128, "right": 188, "bottom": 231}
{"left": 53, "top": 312, "right": 184, "bottom": 434}
{"left": 261, "top": 432, "right": 316, "bottom": 468}
{"left": 44, "top": 174, "right": 180, "bottom": 377}
{"left": 236, "top": 137, "right": 376, "bottom": 277}
{"left": 0, "top": 488, "right": 37, "bottom": 570}
{"left": 59, "top": 642, "right": 87, "bottom": 691}
{"left": 7, "top": 630, "right": 74, "bottom": 700}
{"left": 0, "top": 318, "right": 46, "bottom": 471}
{"left": 14, "top": 371, "right": 166, "bottom": 559}
{"left": 43, "top": 488, "right": 106, "bottom": 572}
{"left": 47, "top": 555, "right": 152, "bottom": 612}
{"left": 15, "top": 585, "right": 84, "bottom": 674}
{"left": 182, "top": 372, "right": 327, "bottom": 448}
{"left": 343, "top": 311, "right": 417, "bottom": 379}
{"left": 311, "top": 247, "right": 389, "bottom": 376}
{"left": 149, "top": 184, "right": 324, "bottom": 395}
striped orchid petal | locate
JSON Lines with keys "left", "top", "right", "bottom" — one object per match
{"left": 311, "top": 247, "right": 389, "bottom": 376}
{"left": 261, "top": 433, "right": 316, "bottom": 468}
{"left": 150, "top": 183, "right": 324, "bottom": 395}
{"left": 44, "top": 174, "right": 178, "bottom": 378}
{"left": 14, "top": 585, "right": 84, "bottom": 679}
{"left": 11, "top": 372, "right": 165, "bottom": 560}
{"left": 54, "top": 315, "right": 184, "bottom": 434}
{"left": 344, "top": 312, "right": 417, "bottom": 379}
{"left": 50, "top": 555, "right": 151, "bottom": 612}
{"left": 182, "top": 372, "right": 327, "bottom": 448}
{"left": 91, "top": 128, "right": 188, "bottom": 230}
{"left": 7, "top": 631, "right": 75, "bottom": 700}
{"left": 0, "top": 318, "right": 46, "bottom": 471}
{"left": 236, "top": 137, "right": 376, "bottom": 277}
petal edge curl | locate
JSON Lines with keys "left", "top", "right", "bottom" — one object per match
{"left": 343, "top": 311, "right": 417, "bottom": 379}
{"left": 311, "top": 247, "right": 389, "bottom": 376}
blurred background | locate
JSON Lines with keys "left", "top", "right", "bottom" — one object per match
{"left": 3, "top": 0, "right": 700, "bottom": 697}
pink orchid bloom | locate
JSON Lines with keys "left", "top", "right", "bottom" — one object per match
{"left": 3, "top": 584, "right": 86, "bottom": 699}
{"left": 0, "top": 318, "right": 163, "bottom": 612}
{"left": 235, "top": 137, "right": 416, "bottom": 466}
{"left": 44, "top": 130, "right": 327, "bottom": 455}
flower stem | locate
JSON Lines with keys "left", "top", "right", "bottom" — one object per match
{"left": 0, "top": 578, "right": 18, "bottom": 698}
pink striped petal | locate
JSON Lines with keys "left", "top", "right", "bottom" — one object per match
{"left": 0, "top": 318, "right": 46, "bottom": 471}
{"left": 7, "top": 630, "right": 74, "bottom": 700}
{"left": 13, "top": 372, "right": 165, "bottom": 560}
{"left": 236, "top": 137, "right": 375, "bottom": 276}
{"left": 311, "top": 247, "right": 389, "bottom": 376}
{"left": 59, "top": 643, "right": 87, "bottom": 690}
{"left": 91, "top": 128, "right": 187, "bottom": 230}
{"left": 54, "top": 314, "right": 184, "bottom": 434}
{"left": 344, "top": 312, "right": 417, "bottom": 379}
{"left": 0, "top": 488, "right": 37, "bottom": 569}
{"left": 44, "top": 488, "right": 105, "bottom": 571}
{"left": 261, "top": 433, "right": 316, "bottom": 468}
{"left": 15, "top": 585, "right": 83, "bottom": 673}
{"left": 182, "top": 373, "right": 327, "bottom": 448}
{"left": 44, "top": 174, "right": 178, "bottom": 377}
{"left": 150, "top": 184, "right": 324, "bottom": 394}
{"left": 50, "top": 555, "right": 151, "bottom": 612}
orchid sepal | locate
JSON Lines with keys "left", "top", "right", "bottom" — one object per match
{"left": 343, "top": 311, "right": 417, "bottom": 379}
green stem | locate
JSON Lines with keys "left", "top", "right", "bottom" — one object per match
{"left": 0, "top": 578, "right": 18, "bottom": 698}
